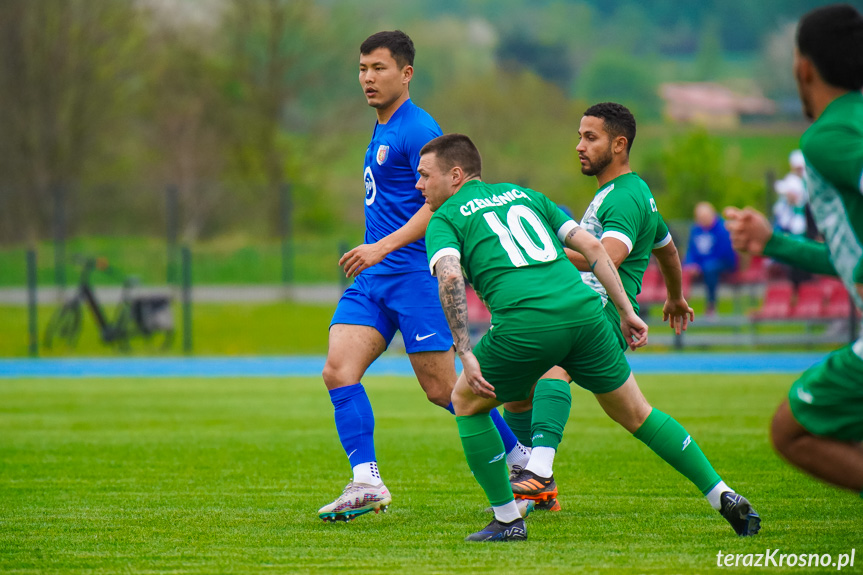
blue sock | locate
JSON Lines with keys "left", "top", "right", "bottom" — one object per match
{"left": 329, "top": 383, "right": 376, "bottom": 467}
{"left": 490, "top": 408, "right": 518, "bottom": 454}
{"left": 445, "top": 402, "right": 456, "bottom": 415}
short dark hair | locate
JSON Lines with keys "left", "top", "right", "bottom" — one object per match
{"left": 797, "top": 4, "right": 863, "bottom": 91}
{"left": 420, "top": 134, "right": 482, "bottom": 179}
{"left": 583, "top": 102, "right": 637, "bottom": 153}
{"left": 360, "top": 30, "right": 415, "bottom": 69}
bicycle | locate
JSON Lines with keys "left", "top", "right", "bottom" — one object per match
{"left": 43, "top": 256, "right": 174, "bottom": 351}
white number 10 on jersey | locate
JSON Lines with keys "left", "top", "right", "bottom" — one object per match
{"left": 483, "top": 205, "right": 557, "bottom": 267}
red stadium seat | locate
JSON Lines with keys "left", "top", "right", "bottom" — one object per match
{"left": 728, "top": 255, "right": 768, "bottom": 286}
{"left": 820, "top": 278, "right": 854, "bottom": 319}
{"left": 751, "top": 280, "right": 794, "bottom": 320}
{"left": 636, "top": 264, "right": 665, "bottom": 305}
{"left": 790, "top": 281, "right": 825, "bottom": 319}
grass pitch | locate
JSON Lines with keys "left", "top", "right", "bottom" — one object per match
{"left": 1, "top": 373, "right": 860, "bottom": 574}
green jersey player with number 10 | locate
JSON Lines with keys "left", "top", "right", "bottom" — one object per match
{"left": 419, "top": 133, "right": 760, "bottom": 541}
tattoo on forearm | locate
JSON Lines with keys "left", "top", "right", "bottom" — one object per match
{"left": 436, "top": 256, "right": 471, "bottom": 354}
{"left": 589, "top": 259, "right": 597, "bottom": 272}
{"left": 605, "top": 259, "right": 624, "bottom": 296}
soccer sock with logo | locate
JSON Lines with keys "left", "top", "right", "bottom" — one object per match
{"left": 451, "top": 403, "right": 528, "bottom": 466}
{"left": 503, "top": 407, "right": 534, "bottom": 447}
{"left": 530, "top": 378, "right": 571, "bottom": 451}
{"left": 328, "top": 383, "right": 380, "bottom": 484}
{"left": 526, "top": 379, "right": 571, "bottom": 477}
{"left": 633, "top": 408, "right": 721, "bottom": 495}
{"left": 456, "top": 413, "right": 514, "bottom": 507}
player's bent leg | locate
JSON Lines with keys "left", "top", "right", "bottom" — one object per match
{"left": 771, "top": 400, "right": 863, "bottom": 492}
{"left": 593, "top": 373, "right": 652, "bottom": 433}
{"left": 320, "top": 324, "right": 390, "bottom": 521}
{"left": 322, "top": 324, "right": 387, "bottom": 390}
{"left": 437, "top": 352, "right": 528, "bottom": 473}
{"left": 774, "top": 345, "right": 863, "bottom": 494}
{"left": 596, "top": 374, "right": 760, "bottom": 536}
{"left": 452, "top": 374, "right": 526, "bottom": 541}
{"left": 503, "top": 367, "right": 570, "bottom": 444}
{"left": 511, "top": 378, "right": 570, "bottom": 507}
{"left": 409, "top": 348, "right": 457, "bottom": 408}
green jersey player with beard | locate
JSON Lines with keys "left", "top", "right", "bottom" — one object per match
{"left": 503, "top": 103, "right": 693, "bottom": 512}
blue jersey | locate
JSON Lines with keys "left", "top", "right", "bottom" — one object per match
{"left": 363, "top": 99, "right": 442, "bottom": 275}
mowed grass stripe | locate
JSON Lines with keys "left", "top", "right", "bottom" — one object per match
{"left": 1, "top": 375, "right": 859, "bottom": 574}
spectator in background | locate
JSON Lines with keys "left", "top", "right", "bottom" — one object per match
{"left": 773, "top": 152, "right": 808, "bottom": 237}
{"left": 685, "top": 201, "right": 738, "bottom": 317}
{"left": 772, "top": 150, "right": 816, "bottom": 288}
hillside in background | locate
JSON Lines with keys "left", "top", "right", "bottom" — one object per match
{"left": 0, "top": 0, "right": 833, "bottom": 244}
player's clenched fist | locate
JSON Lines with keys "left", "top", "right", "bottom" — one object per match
{"left": 723, "top": 207, "right": 773, "bottom": 256}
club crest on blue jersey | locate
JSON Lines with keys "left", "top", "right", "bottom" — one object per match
{"left": 376, "top": 145, "right": 389, "bottom": 165}
{"left": 364, "top": 166, "right": 377, "bottom": 206}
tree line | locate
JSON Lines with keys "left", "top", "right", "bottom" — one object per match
{"left": 0, "top": 0, "right": 824, "bottom": 244}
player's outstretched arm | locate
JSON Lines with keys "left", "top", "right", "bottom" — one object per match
{"left": 652, "top": 240, "right": 694, "bottom": 334}
{"left": 340, "top": 204, "right": 434, "bottom": 277}
{"left": 434, "top": 254, "right": 495, "bottom": 399}
{"left": 722, "top": 207, "right": 773, "bottom": 256}
{"left": 724, "top": 206, "right": 838, "bottom": 277}
{"left": 565, "top": 227, "right": 648, "bottom": 349}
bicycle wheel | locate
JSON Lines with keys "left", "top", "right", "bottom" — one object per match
{"left": 43, "top": 301, "right": 82, "bottom": 349}
{"left": 109, "top": 302, "right": 135, "bottom": 352}
{"left": 149, "top": 328, "right": 174, "bottom": 351}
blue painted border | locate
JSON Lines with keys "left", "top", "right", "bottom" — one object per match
{"left": 0, "top": 353, "right": 825, "bottom": 378}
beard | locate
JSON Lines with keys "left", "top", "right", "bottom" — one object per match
{"left": 580, "top": 144, "right": 613, "bottom": 176}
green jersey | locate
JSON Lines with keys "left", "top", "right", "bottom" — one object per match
{"left": 578, "top": 172, "right": 671, "bottom": 313}
{"left": 801, "top": 92, "right": 863, "bottom": 293}
{"left": 426, "top": 180, "right": 603, "bottom": 334}
{"left": 779, "top": 92, "right": 863, "bottom": 436}
{"left": 765, "top": 91, "right": 863, "bottom": 316}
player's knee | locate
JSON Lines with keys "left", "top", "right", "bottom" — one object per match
{"left": 540, "top": 366, "right": 571, "bottom": 383}
{"left": 321, "top": 360, "right": 352, "bottom": 390}
{"left": 423, "top": 378, "right": 453, "bottom": 407}
{"left": 415, "top": 371, "right": 454, "bottom": 408}
{"left": 425, "top": 386, "right": 453, "bottom": 408}
{"left": 450, "top": 391, "right": 469, "bottom": 415}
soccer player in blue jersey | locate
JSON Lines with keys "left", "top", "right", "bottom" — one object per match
{"left": 318, "top": 30, "right": 529, "bottom": 522}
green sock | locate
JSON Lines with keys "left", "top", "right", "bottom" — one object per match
{"left": 531, "top": 378, "right": 572, "bottom": 450}
{"left": 633, "top": 408, "right": 721, "bottom": 494}
{"left": 503, "top": 408, "right": 534, "bottom": 447}
{"left": 456, "top": 414, "right": 513, "bottom": 507}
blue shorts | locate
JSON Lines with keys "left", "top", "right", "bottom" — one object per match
{"left": 331, "top": 270, "right": 453, "bottom": 353}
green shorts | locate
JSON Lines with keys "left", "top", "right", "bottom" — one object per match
{"left": 787, "top": 341, "right": 863, "bottom": 441}
{"left": 472, "top": 315, "right": 632, "bottom": 403}
{"left": 602, "top": 303, "right": 628, "bottom": 352}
